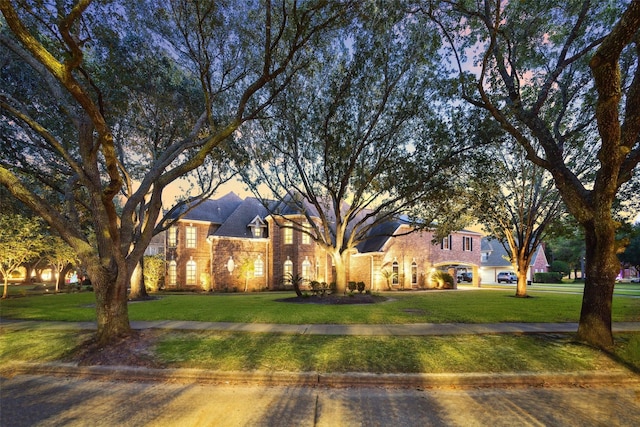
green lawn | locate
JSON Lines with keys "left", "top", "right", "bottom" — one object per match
{"left": 2, "top": 289, "right": 640, "bottom": 374}
{"left": 1, "top": 328, "right": 638, "bottom": 374}
{"left": 1, "top": 289, "right": 639, "bottom": 324}
{"left": 155, "top": 331, "right": 634, "bottom": 373}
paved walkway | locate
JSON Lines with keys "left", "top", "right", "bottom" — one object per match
{"left": 2, "top": 318, "right": 640, "bottom": 335}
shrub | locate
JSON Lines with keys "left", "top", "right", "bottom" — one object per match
{"left": 429, "top": 270, "right": 454, "bottom": 289}
{"left": 143, "top": 255, "right": 165, "bottom": 292}
{"left": 534, "top": 272, "right": 563, "bottom": 283}
{"left": 550, "top": 260, "right": 571, "bottom": 277}
{"left": 356, "top": 281, "right": 366, "bottom": 293}
{"left": 200, "top": 273, "right": 212, "bottom": 292}
{"left": 347, "top": 281, "right": 357, "bottom": 292}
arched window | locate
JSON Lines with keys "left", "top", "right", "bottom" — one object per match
{"left": 254, "top": 256, "right": 264, "bottom": 277}
{"left": 392, "top": 260, "right": 399, "bottom": 285}
{"left": 302, "top": 257, "right": 312, "bottom": 280}
{"left": 186, "top": 259, "right": 196, "bottom": 285}
{"left": 411, "top": 261, "right": 418, "bottom": 284}
{"left": 168, "top": 260, "right": 177, "bottom": 286}
{"left": 284, "top": 258, "right": 293, "bottom": 283}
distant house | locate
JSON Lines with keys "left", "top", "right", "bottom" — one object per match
{"left": 480, "top": 237, "right": 549, "bottom": 283}
{"left": 164, "top": 192, "right": 483, "bottom": 291}
{"left": 144, "top": 232, "right": 165, "bottom": 257}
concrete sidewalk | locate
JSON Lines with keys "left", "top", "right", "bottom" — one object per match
{"left": 2, "top": 318, "right": 640, "bottom": 335}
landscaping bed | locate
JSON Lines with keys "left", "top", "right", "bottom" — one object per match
{"left": 276, "top": 293, "right": 388, "bottom": 305}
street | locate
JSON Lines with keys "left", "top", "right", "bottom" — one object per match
{"left": 2, "top": 373, "right": 640, "bottom": 426}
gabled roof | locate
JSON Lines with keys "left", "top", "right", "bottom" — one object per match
{"left": 481, "top": 238, "right": 511, "bottom": 267}
{"left": 356, "top": 220, "right": 403, "bottom": 253}
{"left": 174, "top": 192, "right": 243, "bottom": 224}
{"left": 481, "top": 237, "right": 546, "bottom": 267}
{"left": 269, "top": 192, "right": 322, "bottom": 218}
{"left": 213, "top": 197, "right": 270, "bottom": 238}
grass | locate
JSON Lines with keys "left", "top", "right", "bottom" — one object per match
{"left": 155, "top": 331, "right": 630, "bottom": 373}
{"left": 1, "top": 327, "right": 636, "bottom": 374}
{"left": 1, "top": 288, "right": 639, "bottom": 374}
{"left": 0, "top": 329, "right": 92, "bottom": 362}
{"left": 2, "top": 289, "right": 639, "bottom": 323}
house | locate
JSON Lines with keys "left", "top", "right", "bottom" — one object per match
{"left": 479, "top": 237, "right": 549, "bottom": 283}
{"left": 351, "top": 220, "right": 482, "bottom": 289}
{"left": 164, "top": 192, "right": 482, "bottom": 291}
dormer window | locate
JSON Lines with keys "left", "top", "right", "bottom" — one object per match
{"left": 248, "top": 215, "right": 266, "bottom": 238}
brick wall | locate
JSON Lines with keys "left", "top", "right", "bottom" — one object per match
{"left": 210, "top": 237, "right": 270, "bottom": 291}
{"left": 166, "top": 221, "right": 215, "bottom": 289}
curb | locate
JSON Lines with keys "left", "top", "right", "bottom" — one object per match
{"left": 2, "top": 362, "right": 639, "bottom": 390}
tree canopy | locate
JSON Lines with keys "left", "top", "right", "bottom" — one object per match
{"left": 0, "top": 0, "right": 356, "bottom": 344}
{"left": 235, "top": 3, "right": 474, "bottom": 291}
{"left": 424, "top": 0, "right": 640, "bottom": 348}
{"left": 469, "top": 141, "right": 565, "bottom": 297}
{"left": 0, "top": 213, "right": 46, "bottom": 298}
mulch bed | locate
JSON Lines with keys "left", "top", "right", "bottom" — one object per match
{"left": 276, "top": 293, "right": 388, "bottom": 305}
{"left": 70, "top": 329, "right": 165, "bottom": 368}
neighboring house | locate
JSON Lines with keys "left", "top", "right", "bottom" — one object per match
{"left": 144, "top": 232, "right": 165, "bottom": 257}
{"left": 165, "top": 192, "right": 483, "bottom": 291}
{"left": 480, "top": 237, "right": 549, "bottom": 283}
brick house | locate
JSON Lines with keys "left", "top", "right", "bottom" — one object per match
{"left": 351, "top": 221, "right": 483, "bottom": 290}
{"left": 165, "top": 192, "right": 482, "bottom": 291}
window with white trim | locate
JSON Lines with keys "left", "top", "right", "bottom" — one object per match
{"left": 168, "top": 227, "right": 177, "bottom": 247}
{"left": 302, "top": 257, "right": 312, "bottom": 280}
{"left": 254, "top": 256, "right": 264, "bottom": 277}
{"left": 441, "top": 235, "right": 452, "bottom": 250}
{"left": 462, "top": 236, "right": 473, "bottom": 251}
{"left": 283, "top": 222, "right": 293, "bottom": 245}
{"left": 168, "top": 260, "right": 177, "bottom": 286}
{"left": 186, "top": 259, "right": 196, "bottom": 285}
{"left": 411, "top": 261, "right": 418, "bottom": 284}
{"left": 186, "top": 225, "right": 197, "bottom": 248}
{"left": 284, "top": 258, "right": 293, "bottom": 282}
{"left": 392, "top": 260, "right": 399, "bottom": 285}
{"left": 302, "top": 222, "right": 311, "bottom": 244}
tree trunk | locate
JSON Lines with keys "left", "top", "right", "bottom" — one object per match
{"left": 56, "top": 263, "right": 72, "bottom": 292}
{"left": 515, "top": 270, "right": 528, "bottom": 297}
{"left": 513, "top": 248, "right": 533, "bottom": 298}
{"left": 128, "top": 260, "right": 148, "bottom": 300}
{"left": 576, "top": 220, "right": 618, "bottom": 349}
{"left": 91, "top": 267, "right": 131, "bottom": 346}
{"left": 23, "top": 265, "right": 33, "bottom": 284}
{"left": 333, "top": 252, "right": 348, "bottom": 294}
{"left": 2, "top": 276, "right": 8, "bottom": 299}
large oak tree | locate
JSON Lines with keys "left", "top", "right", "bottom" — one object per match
{"left": 424, "top": 0, "right": 640, "bottom": 348}
{"left": 237, "top": 4, "right": 471, "bottom": 292}
{"left": 0, "top": 0, "right": 353, "bottom": 345}
{"left": 469, "top": 142, "right": 564, "bottom": 297}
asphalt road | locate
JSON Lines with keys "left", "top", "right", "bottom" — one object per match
{"left": 2, "top": 373, "right": 640, "bottom": 427}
